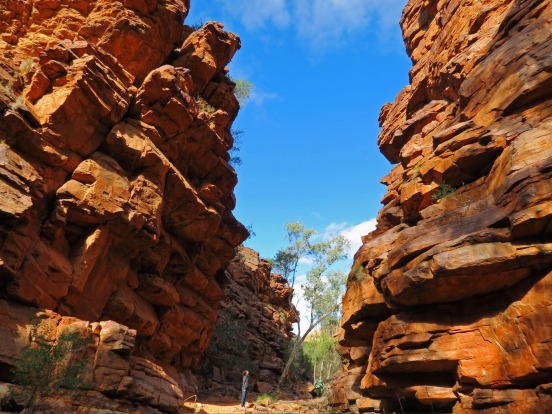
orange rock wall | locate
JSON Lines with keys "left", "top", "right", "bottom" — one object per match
{"left": 333, "top": 0, "right": 552, "bottom": 413}
{"left": 200, "top": 247, "right": 296, "bottom": 396}
{"left": 0, "top": 0, "right": 248, "bottom": 411}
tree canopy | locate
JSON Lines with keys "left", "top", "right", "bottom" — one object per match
{"left": 273, "top": 221, "right": 349, "bottom": 391}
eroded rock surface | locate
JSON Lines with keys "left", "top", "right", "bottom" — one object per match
{"left": 333, "top": 0, "right": 552, "bottom": 413}
{"left": 199, "top": 247, "right": 297, "bottom": 397}
{"left": 0, "top": 1, "right": 248, "bottom": 412}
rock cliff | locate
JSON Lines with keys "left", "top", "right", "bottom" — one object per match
{"left": 0, "top": 1, "right": 249, "bottom": 412}
{"left": 333, "top": 0, "right": 552, "bottom": 413}
{"left": 199, "top": 246, "right": 296, "bottom": 396}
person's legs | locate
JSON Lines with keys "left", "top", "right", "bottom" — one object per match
{"left": 241, "top": 389, "right": 247, "bottom": 408}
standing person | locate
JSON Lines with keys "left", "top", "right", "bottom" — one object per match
{"left": 240, "top": 370, "right": 250, "bottom": 411}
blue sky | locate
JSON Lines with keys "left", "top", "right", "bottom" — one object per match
{"left": 187, "top": 0, "right": 411, "bottom": 264}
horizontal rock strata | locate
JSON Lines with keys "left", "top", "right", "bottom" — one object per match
{"left": 0, "top": 0, "right": 248, "bottom": 411}
{"left": 199, "top": 247, "right": 297, "bottom": 396}
{"left": 333, "top": 0, "right": 552, "bottom": 413}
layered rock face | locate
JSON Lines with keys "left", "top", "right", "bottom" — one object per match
{"left": 199, "top": 247, "right": 296, "bottom": 395}
{"left": 334, "top": 0, "right": 552, "bottom": 413}
{"left": 0, "top": 1, "right": 248, "bottom": 411}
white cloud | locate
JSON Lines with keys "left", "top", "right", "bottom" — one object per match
{"left": 215, "top": 0, "right": 405, "bottom": 50}
{"left": 218, "top": 0, "right": 291, "bottom": 30}
{"left": 290, "top": 275, "right": 310, "bottom": 335}
{"left": 298, "top": 256, "right": 315, "bottom": 266}
{"left": 248, "top": 89, "right": 280, "bottom": 106}
{"left": 324, "top": 219, "right": 377, "bottom": 258}
{"left": 293, "top": 0, "right": 371, "bottom": 46}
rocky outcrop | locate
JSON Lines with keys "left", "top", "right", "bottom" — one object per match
{"left": 333, "top": 0, "right": 552, "bottom": 413}
{"left": 0, "top": 1, "right": 248, "bottom": 412}
{"left": 199, "top": 246, "right": 297, "bottom": 396}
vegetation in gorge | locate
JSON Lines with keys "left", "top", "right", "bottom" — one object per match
{"left": 272, "top": 222, "right": 349, "bottom": 392}
{"left": 11, "top": 319, "right": 90, "bottom": 414}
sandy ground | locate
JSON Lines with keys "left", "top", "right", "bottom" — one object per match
{"left": 182, "top": 395, "right": 332, "bottom": 413}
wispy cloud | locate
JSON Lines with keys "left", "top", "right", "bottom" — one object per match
{"left": 298, "top": 256, "right": 315, "bottom": 266}
{"left": 248, "top": 90, "right": 280, "bottom": 106}
{"left": 216, "top": 0, "right": 291, "bottom": 30}
{"left": 293, "top": 0, "right": 372, "bottom": 47}
{"left": 324, "top": 219, "right": 377, "bottom": 258}
{"left": 214, "top": 0, "right": 405, "bottom": 50}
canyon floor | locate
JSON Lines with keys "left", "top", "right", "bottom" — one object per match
{"left": 183, "top": 395, "right": 332, "bottom": 414}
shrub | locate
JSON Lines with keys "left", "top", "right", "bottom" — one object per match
{"left": 255, "top": 393, "right": 277, "bottom": 404}
{"left": 196, "top": 96, "right": 216, "bottom": 114}
{"left": 229, "top": 129, "right": 243, "bottom": 167}
{"left": 233, "top": 79, "right": 253, "bottom": 106}
{"left": 201, "top": 314, "right": 258, "bottom": 380}
{"left": 312, "top": 379, "right": 328, "bottom": 397}
{"left": 1, "top": 58, "right": 34, "bottom": 112}
{"left": 11, "top": 319, "right": 91, "bottom": 413}
{"left": 353, "top": 264, "right": 365, "bottom": 281}
{"left": 432, "top": 182, "right": 456, "bottom": 200}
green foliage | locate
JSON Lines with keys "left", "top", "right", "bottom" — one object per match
{"left": 1, "top": 58, "right": 34, "bottom": 112}
{"left": 302, "top": 332, "right": 342, "bottom": 384}
{"left": 353, "top": 263, "right": 365, "bottom": 281}
{"left": 196, "top": 96, "right": 216, "bottom": 114}
{"left": 190, "top": 20, "right": 204, "bottom": 30}
{"left": 312, "top": 379, "right": 328, "bottom": 397}
{"left": 233, "top": 79, "right": 254, "bottom": 106}
{"left": 202, "top": 314, "right": 257, "bottom": 379}
{"left": 275, "top": 222, "right": 349, "bottom": 391}
{"left": 245, "top": 223, "right": 256, "bottom": 240}
{"left": 255, "top": 393, "right": 277, "bottom": 404}
{"left": 411, "top": 165, "right": 422, "bottom": 179}
{"left": 284, "top": 338, "right": 312, "bottom": 379}
{"left": 11, "top": 319, "right": 91, "bottom": 413}
{"left": 229, "top": 129, "right": 243, "bottom": 167}
{"left": 273, "top": 221, "right": 317, "bottom": 288}
{"left": 432, "top": 182, "right": 457, "bottom": 200}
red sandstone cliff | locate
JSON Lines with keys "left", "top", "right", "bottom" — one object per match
{"left": 0, "top": 1, "right": 249, "bottom": 412}
{"left": 199, "top": 246, "right": 297, "bottom": 396}
{"left": 333, "top": 0, "right": 552, "bottom": 413}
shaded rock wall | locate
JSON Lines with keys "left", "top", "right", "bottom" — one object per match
{"left": 199, "top": 246, "right": 296, "bottom": 396}
{"left": 333, "top": 0, "right": 552, "bottom": 413}
{"left": 0, "top": 0, "right": 248, "bottom": 411}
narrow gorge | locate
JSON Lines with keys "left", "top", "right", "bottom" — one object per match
{"left": 0, "top": 0, "right": 551, "bottom": 413}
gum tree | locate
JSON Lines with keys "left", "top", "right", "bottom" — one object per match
{"left": 273, "top": 222, "right": 349, "bottom": 392}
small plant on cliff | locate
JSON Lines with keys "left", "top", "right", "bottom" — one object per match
{"left": 229, "top": 129, "right": 244, "bottom": 167}
{"left": 0, "top": 58, "right": 34, "bottom": 111}
{"left": 11, "top": 319, "right": 91, "bottom": 414}
{"left": 353, "top": 263, "right": 365, "bottom": 281}
{"left": 190, "top": 20, "right": 204, "bottom": 30}
{"left": 196, "top": 96, "right": 217, "bottom": 114}
{"left": 232, "top": 79, "right": 254, "bottom": 106}
{"left": 432, "top": 182, "right": 456, "bottom": 201}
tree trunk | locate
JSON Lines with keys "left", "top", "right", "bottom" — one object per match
{"left": 276, "top": 303, "right": 339, "bottom": 393}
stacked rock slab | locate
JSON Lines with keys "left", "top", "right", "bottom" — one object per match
{"left": 0, "top": 1, "right": 249, "bottom": 412}
{"left": 333, "top": 0, "right": 552, "bottom": 413}
{"left": 199, "top": 246, "right": 297, "bottom": 396}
